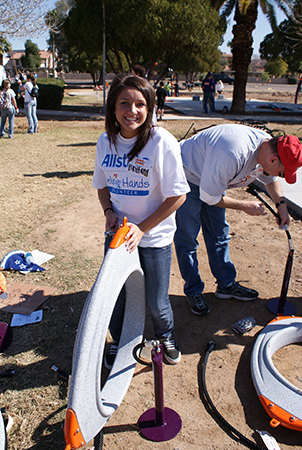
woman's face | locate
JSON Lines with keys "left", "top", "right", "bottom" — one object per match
{"left": 114, "top": 87, "right": 148, "bottom": 138}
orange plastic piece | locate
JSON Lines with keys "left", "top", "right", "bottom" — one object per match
{"left": 270, "top": 316, "right": 297, "bottom": 323}
{"left": 110, "top": 217, "right": 130, "bottom": 249}
{"left": 64, "top": 408, "right": 86, "bottom": 449}
{"left": 0, "top": 272, "right": 6, "bottom": 294}
{"left": 259, "top": 395, "right": 302, "bottom": 432}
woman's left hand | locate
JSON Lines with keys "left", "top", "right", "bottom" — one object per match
{"left": 125, "top": 223, "right": 144, "bottom": 253}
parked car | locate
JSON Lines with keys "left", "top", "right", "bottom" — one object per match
{"left": 213, "top": 73, "right": 234, "bottom": 85}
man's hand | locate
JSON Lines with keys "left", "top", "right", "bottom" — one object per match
{"left": 241, "top": 201, "right": 267, "bottom": 216}
{"left": 215, "top": 195, "right": 268, "bottom": 216}
{"left": 276, "top": 202, "right": 290, "bottom": 229}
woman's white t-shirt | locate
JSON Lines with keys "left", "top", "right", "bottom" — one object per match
{"left": 93, "top": 126, "right": 190, "bottom": 247}
{"left": 24, "top": 81, "right": 35, "bottom": 103}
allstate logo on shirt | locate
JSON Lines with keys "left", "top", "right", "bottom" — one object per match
{"left": 128, "top": 156, "right": 151, "bottom": 177}
{"left": 102, "top": 153, "right": 129, "bottom": 168}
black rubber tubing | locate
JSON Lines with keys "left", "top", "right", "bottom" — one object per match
{"left": 201, "top": 341, "right": 266, "bottom": 450}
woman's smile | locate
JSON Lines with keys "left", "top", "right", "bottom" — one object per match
{"left": 114, "top": 87, "right": 148, "bottom": 138}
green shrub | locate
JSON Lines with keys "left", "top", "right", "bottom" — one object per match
{"left": 11, "top": 78, "right": 65, "bottom": 110}
{"left": 288, "top": 77, "right": 298, "bottom": 85}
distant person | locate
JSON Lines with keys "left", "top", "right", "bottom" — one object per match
{"left": 20, "top": 69, "right": 27, "bottom": 82}
{"left": 0, "top": 79, "right": 19, "bottom": 139}
{"left": 164, "top": 81, "right": 171, "bottom": 97}
{"left": 0, "top": 55, "right": 7, "bottom": 87}
{"left": 131, "top": 65, "right": 146, "bottom": 78}
{"left": 216, "top": 79, "right": 224, "bottom": 95}
{"left": 156, "top": 81, "right": 167, "bottom": 120}
{"left": 174, "top": 80, "right": 179, "bottom": 97}
{"left": 21, "top": 73, "right": 39, "bottom": 134}
{"left": 201, "top": 72, "right": 215, "bottom": 113}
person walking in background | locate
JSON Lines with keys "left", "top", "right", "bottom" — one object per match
{"left": 201, "top": 72, "right": 216, "bottom": 113}
{"left": 92, "top": 74, "right": 189, "bottom": 368}
{"left": 156, "top": 81, "right": 167, "bottom": 121}
{"left": 21, "top": 73, "right": 38, "bottom": 134}
{"left": 174, "top": 80, "right": 179, "bottom": 97}
{"left": 0, "top": 79, "right": 18, "bottom": 139}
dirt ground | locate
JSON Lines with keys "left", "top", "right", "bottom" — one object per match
{"left": 58, "top": 189, "right": 302, "bottom": 450}
{"left": 0, "top": 99, "right": 301, "bottom": 450}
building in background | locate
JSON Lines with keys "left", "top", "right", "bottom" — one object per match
{"left": 4, "top": 50, "right": 54, "bottom": 77}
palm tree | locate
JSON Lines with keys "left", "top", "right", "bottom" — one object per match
{"left": 0, "top": 35, "right": 12, "bottom": 56}
{"left": 212, "top": 0, "right": 292, "bottom": 112}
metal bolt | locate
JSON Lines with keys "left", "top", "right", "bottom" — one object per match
{"left": 269, "top": 403, "right": 274, "bottom": 408}
{"left": 76, "top": 428, "right": 80, "bottom": 434}
{"left": 289, "top": 416, "right": 296, "bottom": 422}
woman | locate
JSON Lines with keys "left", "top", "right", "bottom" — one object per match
{"left": 0, "top": 79, "right": 18, "bottom": 139}
{"left": 21, "top": 73, "right": 38, "bottom": 134}
{"left": 93, "top": 74, "right": 189, "bottom": 368}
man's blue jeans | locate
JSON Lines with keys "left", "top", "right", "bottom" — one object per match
{"left": 25, "top": 100, "right": 38, "bottom": 133}
{"left": 174, "top": 181, "right": 236, "bottom": 296}
{"left": 203, "top": 92, "right": 215, "bottom": 112}
{"left": 106, "top": 240, "right": 174, "bottom": 343}
{"left": 0, "top": 107, "right": 15, "bottom": 138}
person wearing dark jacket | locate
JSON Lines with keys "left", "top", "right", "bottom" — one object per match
{"left": 201, "top": 72, "right": 215, "bottom": 113}
{"left": 156, "top": 81, "right": 167, "bottom": 120}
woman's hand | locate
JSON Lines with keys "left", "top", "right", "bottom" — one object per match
{"left": 105, "top": 210, "right": 119, "bottom": 233}
{"left": 125, "top": 223, "right": 144, "bottom": 253}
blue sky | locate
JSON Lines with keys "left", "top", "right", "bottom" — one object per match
{"left": 8, "top": 6, "right": 287, "bottom": 58}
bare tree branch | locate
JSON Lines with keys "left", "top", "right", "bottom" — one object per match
{"left": 0, "top": 0, "right": 53, "bottom": 38}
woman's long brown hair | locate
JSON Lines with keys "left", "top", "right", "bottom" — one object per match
{"left": 105, "top": 74, "right": 155, "bottom": 161}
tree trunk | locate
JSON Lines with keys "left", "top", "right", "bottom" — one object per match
{"left": 231, "top": 0, "right": 258, "bottom": 113}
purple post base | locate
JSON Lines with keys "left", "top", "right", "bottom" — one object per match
{"left": 266, "top": 298, "right": 296, "bottom": 316}
{"left": 139, "top": 343, "right": 182, "bottom": 442}
{"left": 139, "top": 407, "right": 182, "bottom": 442}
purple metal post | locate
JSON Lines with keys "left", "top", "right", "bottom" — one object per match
{"left": 152, "top": 344, "right": 165, "bottom": 426}
{"left": 139, "top": 343, "right": 182, "bottom": 442}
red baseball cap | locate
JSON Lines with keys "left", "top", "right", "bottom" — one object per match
{"left": 277, "top": 135, "right": 302, "bottom": 184}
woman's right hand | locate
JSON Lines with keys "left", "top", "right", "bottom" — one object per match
{"left": 105, "top": 210, "right": 119, "bottom": 232}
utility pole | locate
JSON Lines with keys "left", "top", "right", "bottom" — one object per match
{"left": 103, "top": 2, "right": 106, "bottom": 114}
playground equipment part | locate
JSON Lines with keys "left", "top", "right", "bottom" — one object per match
{"left": 246, "top": 186, "right": 296, "bottom": 316}
{"left": 137, "top": 341, "right": 182, "bottom": 442}
{"left": 0, "top": 410, "right": 5, "bottom": 450}
{"left": 64, "top": 218, "right": 146, "bottom": 449}
{"left": 251, "top": 315, "right": 302, "bottom": 432}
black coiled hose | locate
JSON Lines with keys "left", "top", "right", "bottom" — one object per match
{"left": 201, "top": 341, "right": 266, "bottom": 450}
{"left": 94, "top": 429, "right": 104, "bottom": 450}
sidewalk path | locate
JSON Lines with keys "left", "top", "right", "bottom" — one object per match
{"left": 25, "top": 93, "right": 302, "bottom": 217}
{"left": 165, "top": 95, "right": 302, "bottom": 123}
